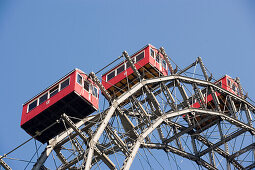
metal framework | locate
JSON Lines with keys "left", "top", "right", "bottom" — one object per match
{"left": 1, "top": 48, "right": 255, "bottom": 170}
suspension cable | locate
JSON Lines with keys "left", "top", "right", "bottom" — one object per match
{"left": 95, "top": 55, "right": 123, "bottom": 75}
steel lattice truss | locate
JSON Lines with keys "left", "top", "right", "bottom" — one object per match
{"left": 1, "top": 50, "right": 255, "bottom": 170}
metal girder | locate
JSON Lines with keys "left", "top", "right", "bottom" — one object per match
{"left": 32, "top": 144, "right": 54, "bottom": 170}
{"left": 131, "top": 96, "right": 151, "bottom": 123}
{"left": 227, "top": 96, "right": 237, "bottom": 118}
{"left": 123, "top": 51, "right": 141, "bottom": 80}
{"left": 236, "top": 77, "right": 244, "bottom": 98}
{"left": 0, "top": 157, "right": 11, "bottom": 170}
{"left": 209, "top": 86, "right": 221, "bottom": 111}
{"left": 195, "top": 133, "right": 244, "bottom": 169}
{"left": 121, "top": 109, "right": 212, "bottom": 170}
{"left": 89, "top": 72, "right": 112, "bottom": 101}
{"left": 163, "top": 115, "right": 214, "bottom": 144}
{"left": 58, "top": 153, "right": 85, "bottom": 170}
{"left": 61, "top": 114, "right": 89, "bottom": 143}
{"left": 55, "top": 114, "right": 101, "bottom": 147}
{"left": 144, "top": 85, "right": 163, "bottom": 117}
{"left": 209, "top": 151, "right": 216, "bottom": 168}
{"left": 141, "top": 143, "right": 217, "bottom": 170}
{"left": 246, "top": 162, "right": 255, "bottom": 170}
{"left": 105, "top": 126, "right": 130, "bottom": 156}
{"left": 72, "top": 138, "right": 84, "bottom": 155}
{"left": 62, "top": 114, "right": 116, "bottom": 170}
{"left": 143, "top": 85, "right": 166, "bottom": 142}
{"left": 143, "top": 75, "right": 255, "bottom": 111}
{"left": 176, "top": 60, "right": 197, "bottom": 76}
{"left": 175, "top": 79, "right": 191, "bottom": 108}
{"left": 244, "top": 104, "right": 253, "bottom": 127}
{"left": 197, "top": 57, "right": 209, "bottom": 81}
{"left": 173, "top": 126, "right": 184, "bottom": 151}
{"left": 159, "top": 47, "right": 175, "bottom": 74}
{"left": 85, "top": 103, "right": 118, "bottom": 170}
{"left": 81, "top": 75, "right": 255, "bottom": 169}
{"left": 121, "top": 114, "right": 167, "bottom": 170}
{"left": 193, "top": 83, "right": 206, "bottom": 108}
{"left": 217, "top": 122, "right": 231, "bottom": 170}
{"left": 221, "top": 115, "right": 255, "bottom": 134}
{"left": 160, "top": 82, "right": 177, "bottom": 110}
{"left": 54, "top": 148, "right": 68, "bottom": 165}
{"left": 116, "top": 108, "right": 138, "bottom": 139}
{"left": 229, "top": 143, "right": 255, "bottom": 160}
{"left": 198, "top": 129, "right": 247, "bottom": 157}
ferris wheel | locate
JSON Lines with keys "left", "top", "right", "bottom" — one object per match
{"left": 1, "top": 44, "right": 255, "bottom": 170}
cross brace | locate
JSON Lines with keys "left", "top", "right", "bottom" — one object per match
{"left": 0, "top": 157, "right": 12, "bottom": 170}
{"left": 61, "top": 114, "right": 116, "bottom": 170}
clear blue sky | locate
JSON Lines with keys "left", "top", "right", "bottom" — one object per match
{"left": 0, "top": 0, "right": 255, "bottom": 169}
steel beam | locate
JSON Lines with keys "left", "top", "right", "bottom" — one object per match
{"left": 116, "top": 108, "right": 138, "bottom": 139}
{"left": 193, "top": 83, "right": 206, "bottom": 108}
{"left": 236, "top": 77, "right": 244, "bottom": 98}
{"left": 58, "top": 153, "right": 85, "bottom": 170}
{"left": 54, "top": 148, "right": 68, "bottom": 165}
{"left": 89, "top": 72, "right": 112, "bottom": 101}
{"left": 175, "top": 79, "right": 191, "bottom": 108}
{"left": 246, "top": 162, "right": 255, "bottom": 170}
{"left": 32, "top": 144, "right": 54, "bottom": 170}
{"left": 198, "top": 129, "right": 246, "bottom": 157}
{"left": 176, "top": 60, "right": 197, "bottom": 76}
{"left": 197, "top": 57, "right": 209, "bottom": 81}
{"left": 160, "top": 82, "right": 177, "bottom": 110}
{"left": 195, "top": 132, "right": 244, "bottom": 169}
{"left": 106, "top": 126, "right": 130, "bottom": 156}
{"left": 141, "top": 143, "right": 217, "bottom": 170}
{"left": 0, "top": 157, "right": 11, "bottom": 170}
{"left": 229, "top": 143, "right": 255, "bottom": 160}
{"left": 123, "top": 51, "right": 141, "bottom": 80}
{"left": 62, "top": 114, "right": 116, "bottom": 170}
{"left": 143, "top": 75, "right": 255, "bottom": 111}
{"left": 159, "top": 47, "right": 174, "bottom": 74}
{"left": 244, "top": 104, "right": 253, "bottom": 127}
{"left": 79, "top": 75, "right": 255, "bottom": 169}
{"left": 85, "top": 103, "right": 117, "bottom": 170}
{"left": 173, "top": 126, "right": 184, "bottom": 151}
{"left": 163, "top": 115, "right": 214, "bottom": 144}
{"left": 209, "top": 86, "right": 221, "bottom": 111}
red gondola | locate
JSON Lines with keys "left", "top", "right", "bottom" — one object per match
{"left": 191, "top": 75, "right": 241, "bottom": 108}
{"left": 184, "top": 75, "right": 241, "bottom": 129}
{"left": 21, "top": 69, "right": 99, "bottom": 143}
{"left": 102, "top": 44, "right": 168, "bottom": 98}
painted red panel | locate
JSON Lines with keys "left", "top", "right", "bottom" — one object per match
{"left": 189, "top": 75, "right": 240, "bottom": 109}
{"left": 102, "top": 44, "right": 169, "bottom": 90}
{"left": 74, "top": 70, "right": 99, "bottom": 110}
{"left": 21, "top": 69, "right": 99, "bottom": 127}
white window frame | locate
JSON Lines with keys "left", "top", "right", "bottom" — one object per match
{"left": 227, "top": 78, "right": 232, "bottom": 88}
{"left": 76, "top": 73, "right": 83, "bottom": 86}
{"left": 135, "top": 51, "right": 145, "bottom": 63}
{"left": 162, "top": 59, "right": 167, "bottom": 70}
{"left": 92, "top": 85, "right": 99, "bottom": 98}
{"left": 106, "top": 70, "right": 116, "bottom": 82}
{"left": 27, "top": 98, "right": 38, "bottom": 113}
{"left": 156, "top": 54, "right": 161, "bottom": 64}
{"left": 60, "top": 77, "right": 70, "bottom": 91}
{"left": 84, "top": 79, "right": 91, "bottom": 92}
{"left": 150, "top": 48, "right": 155, "bottom": 58}
{"left": 49, "top": 85, "right": 59, "bottom": 98}
{"left": 38, "top": 92, "right": 49, "bottom": 105}
{"left": 116, "top": 63, "right": 125, "bottom": 75}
